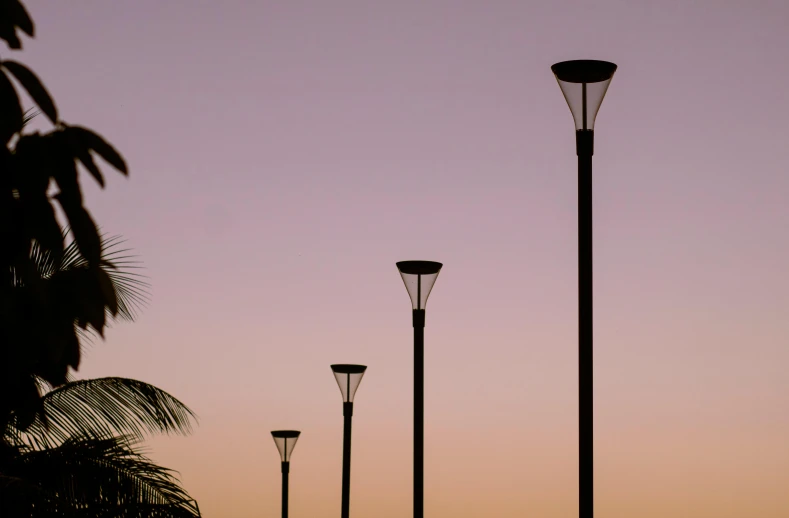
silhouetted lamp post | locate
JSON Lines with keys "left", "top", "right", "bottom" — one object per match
{"left": 331, "top": 364, "right": 367, "bottom": 518}
{"left": 551, "top": 59, "right": 617, "bottom": 518}
{"left": 396, "top": 260, "right": 442, "bottom": 518}
{"left": 271, "top": 430, "right": 301, "bottom": 518}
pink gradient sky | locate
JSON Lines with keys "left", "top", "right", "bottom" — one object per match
{"left": 19, "top": 1, "right": 789, "bottom": 516}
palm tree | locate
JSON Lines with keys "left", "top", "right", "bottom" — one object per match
{"left": 3, "top": 379, "right": 201, "bottom": 517}
{"left": 2, "top": 108, "right": 131, "bottom": 430}
{"left": 1, "top": 234, "right": 201, "bottom": 517}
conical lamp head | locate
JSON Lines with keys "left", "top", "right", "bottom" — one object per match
{"left": 271, "top": 430, "right": 300, "bottom": 462}
{"left": 551, "top": 60, "right": 617, "bottom": 130}
{"left": 331, "top": 364, "right": 367, "bottom": 402}
{"left": 396, "top": 261, "right": 443, "bottom": 310}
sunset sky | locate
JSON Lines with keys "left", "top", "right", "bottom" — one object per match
{"left": 18, "top": 1, "right": 789, "bottom": 516}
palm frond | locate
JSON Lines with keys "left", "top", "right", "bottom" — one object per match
{"left": 6, "top": 434, "right": 200, "bottom": 517}
{"left": 15, "top": 378, "right": 197, "bottom": 447}
{"left": 98, "top": 234, "right": 151, "bottom": 321}
{"left": 30, "top": 229, "right": 151, "bottom": 322}
{"left": 22, "top": 108, "right": 39, "bottom": 128}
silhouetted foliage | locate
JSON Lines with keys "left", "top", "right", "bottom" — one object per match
{"left": 1, "top": 233, "right": 201, "bottom": 516}
{"left": 12, "top": 377, "right": 197, "bottom": 449}
{"left": 1, "top": 0, "right": 128, "bottom": 434}
{"left": 3, "top": 376, "right": 199, "bottom": 516}
{"left": 2, "top": 375, "right": 199, "bottom": 516}
{"left": 1, "top": 3, "right": 202, "bottom": 515}
{"left": 2, "top": 434, "right": 200, "bottom": 517}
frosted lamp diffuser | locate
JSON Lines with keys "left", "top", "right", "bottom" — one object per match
{"left": 551, "top": 60, "right": 617, "bottom": 130}
{"left": 271, "top": 430, "right": 301, "bottom": 462}
{"left": 331, "top": 364, "right": 367, "bottom": 403}
{"left": 396, "top": 261, "right": 443, "bottom": 310}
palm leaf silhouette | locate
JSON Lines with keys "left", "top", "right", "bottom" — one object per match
{"left": 15, "top": 377, "right": 197, "bottom": 449}
{"left": 7, "top": 434, "right": 200, "bottom": 517}
{"left": 30, "top": 230, "right": 151, "bottom": 323}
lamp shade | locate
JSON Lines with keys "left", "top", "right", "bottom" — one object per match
{"left": 551, "top": 60, "right": 617, "bottom": 130}
{"left": 331, "top": 364, "right": 367, "bottom": 403}
{"left": 396, "top": 261, "right": 442, "bottom": 310}
{"left": 271, "top": 430, "right": 301, "bottom": 462}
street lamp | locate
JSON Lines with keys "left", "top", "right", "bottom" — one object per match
{"left": 550, "top": 59, "right": 617, "bottom": 518}
{"left": 395, "top": 260, "right": 442, "bottom": 518}
{"left": 331, "top": 364, "right": 367, "bottom": 518}
{"left": 271, "top": 430, "right": 301, "bottom": 518}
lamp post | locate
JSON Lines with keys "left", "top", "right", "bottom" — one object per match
{"left": 550, "top": 59, "right": 617, "bottom": 518}
{"left": 331, "top": 364, "right": 367, "bottom": 518}
{"left": 396, "top": 260, "right": 442, "bottom": 518}
{"left": 271, "top": 430, "right": 301, "bottom": 518}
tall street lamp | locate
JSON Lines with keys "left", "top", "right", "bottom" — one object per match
{"left": 331, "top": 364, "right": 367, "bottom": 518}
{"left": 550, "top": 59, "right": 617, "bottom": 518}
{"left": 271, "top": 430, "right": 301, "bottom": 518}
{"left": 396, "top": 260, "right": 442, "bottom": 518}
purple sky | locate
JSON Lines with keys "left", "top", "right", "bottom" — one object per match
{"left": 19, "top": 1, "right": 789, "bottom": 516}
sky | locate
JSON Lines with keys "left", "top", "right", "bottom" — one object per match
{"left": 16, "top": 0, "right": 789, "bottom": 516}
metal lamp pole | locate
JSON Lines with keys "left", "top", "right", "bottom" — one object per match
{"left": 396, "top": 260, "right": 443, "bottom": 518}
{"left": 271, "top": 430, "right": 301, "bottom": 518}
{"left": 331, "top": 364, "right": 367, "bottom": 518}
{"left": 551, "top": 59, "right": 617, "bottom": 518}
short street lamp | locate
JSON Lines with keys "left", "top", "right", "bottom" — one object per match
{"left": 396, "top": 260, "right": 442, "bottom": 518}
{"left": 331, "top": 364, "right": 367, "bottom": 518}
{"left": 271, "top": 430, "right": 301, "bottom": 518}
